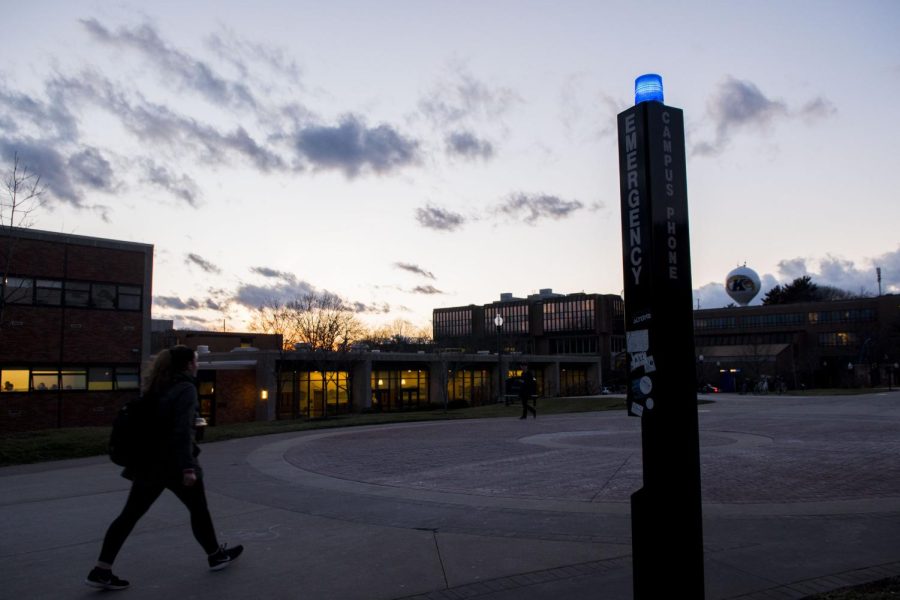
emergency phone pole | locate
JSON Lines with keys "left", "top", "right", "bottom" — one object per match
{"left": 617, "top": 75, "right": 705, "bottom": 599}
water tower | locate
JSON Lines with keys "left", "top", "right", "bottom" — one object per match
{"left": 725, "top": 265, "right": 761, "bottom": 306}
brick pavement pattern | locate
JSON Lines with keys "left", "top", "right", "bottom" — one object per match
{"left": 1, "top": 391, "right": 899, "bottom": 599}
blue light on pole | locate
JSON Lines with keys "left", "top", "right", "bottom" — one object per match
{"left": 635, "top": 74, "right": 664, "bottom": 105}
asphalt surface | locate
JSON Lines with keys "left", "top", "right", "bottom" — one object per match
{"left": 2, "top": 391, "right": 899, "bottom": 599}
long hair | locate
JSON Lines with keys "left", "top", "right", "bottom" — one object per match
{"left": 142, "top": 345, "right": 196, "bottom": 397}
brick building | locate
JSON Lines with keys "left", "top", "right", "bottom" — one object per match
{"left": 433, "top": 289, "right": 625, "bottom": 394}
{"left": 694, "top": 294, "right": 900, "bottom": 391}
{"left": 0, "top": 227, "right": 152, "bottom": 432}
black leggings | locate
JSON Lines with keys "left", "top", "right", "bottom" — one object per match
{"left": 521, "top": 396, "right": 536, "bottom": 418}
{"left": 98, "top": 477, "right": 219, "bottom": 564}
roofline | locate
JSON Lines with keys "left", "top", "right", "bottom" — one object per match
{"left": 0, "top": 225, "right": 153, "bottom": 252}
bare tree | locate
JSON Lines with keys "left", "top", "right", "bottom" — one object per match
{"left": 1, "top": 153, "right": 47, "bottom": 330}
{"left": 364, "top": 318, "right": 434, "bottom": 351}
{"left": 248, "top": 298, "right": 300, "bottom": 350}
{"left": 249, "top": 291, "right": 366, "bottom": 418}
{"left": 293, "top": 291, "right": 365, "bottom": 351}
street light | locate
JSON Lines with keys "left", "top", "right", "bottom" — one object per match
{"left": 494, "top": 314, "right": 504, "bottom": 402}
{"left": 697, "top": 354, "right": 704, "bottom": 388}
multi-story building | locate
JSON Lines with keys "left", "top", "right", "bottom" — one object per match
{"left": 433, "top": 289, "right": 625, "bottom": 394}
{"left": 694, "top": 294, "right": 900, "bottom": 391}
{"left": 0, "top": 227, "right": 152, "bottom": 432}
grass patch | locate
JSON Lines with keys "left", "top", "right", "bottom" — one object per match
{"left": 803, "top": 576, "right": 900, "bottom": 599}
{"left": 0, "top": 396, "right": 625, "bottom": 467}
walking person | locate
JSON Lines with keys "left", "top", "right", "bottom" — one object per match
{"left": 519, "top": 364, "right": 537, "bottom": 419}
{"left": 85, "top": 345, "right": 242, "bottom": 590}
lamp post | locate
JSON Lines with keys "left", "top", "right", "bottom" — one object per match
{"left": 847, "top": 362, "right": 854, "bottom": 388}
{"left": 494, "top": 314, "right": 504, "bottom": 403}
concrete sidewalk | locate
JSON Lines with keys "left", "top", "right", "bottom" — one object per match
{"left": 2, "top": 391, "right": 899, "bottom": 599}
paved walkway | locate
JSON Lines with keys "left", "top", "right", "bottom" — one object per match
{"left": 2, "top": 392, "right": 899, "bottom": 599}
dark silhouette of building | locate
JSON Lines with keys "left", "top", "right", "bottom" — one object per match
{"left": 694, "top": 294, "right": 900, "bottom": 391}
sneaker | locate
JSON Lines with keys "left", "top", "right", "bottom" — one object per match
{"left": 208, "top": 543, "right": 244, "bottom": 571}
{"left": 85, "top": 567, "right": 130, "bottom": 590}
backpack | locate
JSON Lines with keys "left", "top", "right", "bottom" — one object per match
{"left": 108, "top": 398, "right": 156, "bottom": 467}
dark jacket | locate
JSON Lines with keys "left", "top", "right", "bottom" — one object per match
{"left": 124, "top": 374, "right": 202, "bottom": 483}
{"left": 519, "top": 370, "right": 536, "bottom": 400}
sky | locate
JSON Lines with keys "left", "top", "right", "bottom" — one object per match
{"left": 2, "top": 0, "right": 899, "bottom": 333}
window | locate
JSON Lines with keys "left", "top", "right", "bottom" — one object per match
{"left": 61, "top": 369, "right": 87, "bottom": 390}
{"left": 434, "top": 308, "right": 473, "bottom": 337}
{"left": 1, "top": 369, "right": 29, "bottom": 392}
{"left": 544, "top": 299, "right": 594, "bottom": 333}
{"left": 92, "top": 284, "right": 116, "bottom": 309}
{"left": 485, "top": 304, "right": 529, "bottom": 335}
{"left": 3, "top": 277, "right": 33, "bottom": 304}
{"left": 65, "top": 281, "right": 90, "bottom": 307}
{"left": 35, "top": 279, "right": 63, "bottom": 306}
{"left": 115, "top": 367, "right": 139, "bottom": 390}
{"left": 88, "top": 367, "right": 114, "bottom": 390}
{"left": 818, "top": 332, "right": 859, "bottom": 347}
{"left": 118, "top": 286, "right": 142, "bottom": 310}
{"left": 32, "top": 369, "right": 60, "bottom": 390}
{"left": 0, "top": 366, "right": 137, "bottom": 392}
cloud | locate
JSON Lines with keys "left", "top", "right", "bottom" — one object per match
{"left": 352, "top": 301, "right": 391, "bottom": 314}
{"left": 445, "top": 130, "right": 494, "bottom": 160}
{"left": 185, "top": 253, "right": 221, "bottom": 274}
{"left": 251, "top": 266, "right": 297, "bottom": 280}
{"left": 694, "top": 247, "right": 900, "bottom": 309}
{"left": 50, "top": 71, "right": 285, "bottom": 172}
{"left": 495, "top": 192, "right": 584, "bottom": 225}
{"left": 154, "top": 295, "right": 201, "bottom": 310}
{"left": 68, "top": 147, "right": 117, "bottom": 192}
{"left": 558, "top": 75, "right": 621, "bottom": 140}
{"left": 693, "top": 77, "right": 835, "bottom": 156}
{"left": 140, "top": 159, "right": 200, "bottom": 206}
{"left": 776, "top": 258, "right": 809, "bottom": 280}
{"left": 415, "top": 204, "right": 466, "bottom": 232}
{"left": 418, "top": 65, "right": 520, "bottom": 127}
{"left": 205, "top": 29, "right": 303, "bottom": 87}
{"left": 777, "top": 252, "right": 896, "bottom": 295}
{"left": 798, "top": 97, "right": 837, "bottom": 120}
{"left": 0, "top": 138, "right": 80, "bottom": 205}
{"left": 0, "top": 81, "right": 79, "bottom": 143}
{"left": 81, "top": 18, "right": 258, "bottom": 111}
{"left": 412, "top": 285, "right": 444, "bottom": 295}
{"left": 233, "top": 278, "right": 316, "bottom": 308}
{"left": 394, "top": 262, "right": 435, "bottom": 280}
{"left": 292, "top": 114, "right": 420, "bottom": 177}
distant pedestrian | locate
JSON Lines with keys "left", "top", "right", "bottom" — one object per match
{"left": 85, "top": 345, "right": 242, "bottom": 590}
{"left": 519, "top": 364, "right": 537, "bottom": 419}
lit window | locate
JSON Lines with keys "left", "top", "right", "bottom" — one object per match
{"left": 61, "top": 369, "right": 87, "bottom": 390}
{"left": 88, "top": 367, "right": 114, "bottom": 390}
{"left": 1, "top": 369, "right": 29, "bottom": 392}
{"left": 32, "top": 370, "right": 60, "bottom": 391}
{"left": 116, "top": 367, "right": 139, "bottom": 390}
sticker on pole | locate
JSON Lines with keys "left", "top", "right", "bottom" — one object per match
{"left": 626, "top": 330, "right": 649, "bottom": 353}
